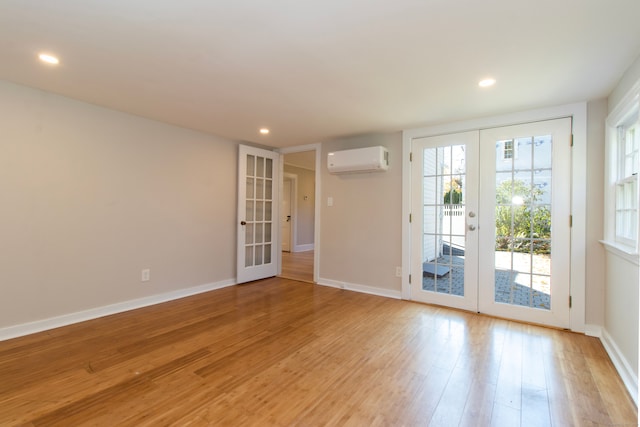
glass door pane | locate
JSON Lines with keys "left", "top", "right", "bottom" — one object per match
{"left": 422, "top": 145, "right": 466, "bottom": 296}
{"left": 493, "top": 136, "right": 552, "bottom": 310}
{"left": 244, "top": 155, "right": 274, "bottom": 268}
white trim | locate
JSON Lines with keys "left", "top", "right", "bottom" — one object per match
{"left": 278, "top": 143, "right": 321, "bottom": 155}
{"left": 584, "top": 324, "right": 603, "bottom": 338}
{"left": 401, "top": 133, "right": 412, "bottom": 300}
{"left": 404, "top": 103, "right": 587, "bottom": 140}
{"left": 570, "top": 103, "right": 588, "bottom": 334}
{"left": 402, "top": 102, "right": 587, "bottom": 332}
{"left": 600, "top": 240, "right": 640, "bottom": 265}
{"left": 293, "top": 243, "right": 315, "bottom": 252}
{"left": 605, "top": 81, "right": 640, "bottom": 251}
{"left": 317, "top": 277, "right": 402, "bottom": 300}
{"left": 0, "top": 279, "right": 236, "bottom": 342}
{"left": 277, "top": 143, "right": 321, "bottom": 284}
{"left": 601, "top": 328, "right": 639, "bottom": 406}
{"left": 283, "top": 172, "right": 298, "bottom": 253}
{"left": 284, "top": 161, "right": 315, "bottom": 172}
{"left": 607, "top": 78, "right": 640, "bottom": 127}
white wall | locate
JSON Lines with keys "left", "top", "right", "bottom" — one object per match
{"left": 602, "top": 52, "right": 640, "bottom": 399}
{"left": 604, "top": 252, "right": 638, "bottom": 377}
{"left": 319, "top": 133, "right": 402, "bottom": 297}
{"left": 585, "top": 98, "right": 608, "bottom": 327}
{"left": 0, "top": 80, "right": 238, "bottom": 332}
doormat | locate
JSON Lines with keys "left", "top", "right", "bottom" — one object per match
{"left": 423, "top": 262, "right": 450, "bottom": 278}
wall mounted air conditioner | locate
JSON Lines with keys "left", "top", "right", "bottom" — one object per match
{"left": 327, "top": 146, "right": 389, "bottom": 174}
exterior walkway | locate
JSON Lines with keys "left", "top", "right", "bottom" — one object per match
{"left": 423, "top": 251, "right": 551, "bottom": 310}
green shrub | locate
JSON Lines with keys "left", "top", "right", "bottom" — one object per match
{"left": 494, "top": 180, "right": 551, "bottom": 254}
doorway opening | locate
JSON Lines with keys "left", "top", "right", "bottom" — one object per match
{"left": 279, "top": 150, "right": 317, "bottom": 283}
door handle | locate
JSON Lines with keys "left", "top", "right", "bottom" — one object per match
{"left": 240, "top": 221, "right": 246, "bottom": 226}
{"left": 286, "top": 215, "right": 291, "bottom": 222}
{"left": 468, "top": 224, "right": 476, "bottom": 231}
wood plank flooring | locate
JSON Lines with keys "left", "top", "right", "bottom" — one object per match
{"left": 280, "top": 250, "right": 314, "bottom": 283}
{"left": 0, "top": 278, "right": 636, "bottom": 426}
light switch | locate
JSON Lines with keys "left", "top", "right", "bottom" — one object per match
{"left": 327, "top": 197, "right": 333, "bottom": 207}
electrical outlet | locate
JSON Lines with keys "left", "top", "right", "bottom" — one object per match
{"left": 141, "top": 269, "right": 150, "bottom": 282}
{"left": 395, "top": 267, "right": 402, "bottom": 277}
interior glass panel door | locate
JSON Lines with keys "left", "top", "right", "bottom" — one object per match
{"left": 237, "top": 145, "right": 279, "bottom": 283}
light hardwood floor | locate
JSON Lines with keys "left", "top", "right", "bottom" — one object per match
{"left": 0, "top": 278, "right": 636, "bottom": 426}
{"left": 280, "top": 250, "right": 314, "bottom": 283}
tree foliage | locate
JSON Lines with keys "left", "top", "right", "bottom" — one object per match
{"left": 443, "top": 178, "right": 463, "bottom": 204}
{"left": 495, "top": 179, "right": 551, "bottom": 254}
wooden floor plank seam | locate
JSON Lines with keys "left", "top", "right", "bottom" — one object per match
{"left": 0, "top": 277, "right": 636, "bottom": 426}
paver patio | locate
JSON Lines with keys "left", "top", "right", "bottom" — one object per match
{"left": 423, "top": 250, "right": 551, "bottom": 310}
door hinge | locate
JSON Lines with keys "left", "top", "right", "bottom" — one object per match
{"left": 569, "top": 215, "right": 573, "bottom": 227}
{"left": 409, "top": 213, "right": 412, "bottom": 223}
{"left": 569, "top": 295, "right": 572, "bottom": 308}
{"left": 570, "top": 134, "right": 574, "bottom": 147}
{"left": 409, "top": 274, "right": 412, "bottom": 284}
{"left": 410, "top": 152, "right": 413, "bottom": 162}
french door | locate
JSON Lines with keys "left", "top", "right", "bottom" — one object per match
{"left": 237, "top": 145, "right": 280, "bottom": 283}
{"left": 410, "top": 131, "right": 480, "bottom": 312}
{"left": 410, "top": 118, "right": 572, "bottom": 328}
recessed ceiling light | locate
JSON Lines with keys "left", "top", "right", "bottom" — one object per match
{"left": 259, "top": 128, "right": 270, "bottom": 135}
{"left": 479, "top": 78, "right": 496, "bottom": 88}
{"left": 38, "top": 53, "right": 60, "bottom": 65}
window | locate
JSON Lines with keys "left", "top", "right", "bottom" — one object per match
{"left": 615, "top": 122, "right": 639, "bottom": 246}
{"left": 606, "top": 83, "right": 640, "bottom": 253}
{"left": 502, "top": 139, "right": 516, "bottom": 160}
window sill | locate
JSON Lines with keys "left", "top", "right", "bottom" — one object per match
{"left": 599, "top": 240, "right": 640, "bottom": 266}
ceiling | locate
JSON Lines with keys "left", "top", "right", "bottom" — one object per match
{"left": 1, "top": 1, "right": 639, "bottom": 148}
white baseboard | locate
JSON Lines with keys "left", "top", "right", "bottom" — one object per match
{"left": 0, "top": 279, "right": 236, "bottom": 342}
{"left": 584, "top": 324, "right": 602, "bottom": 338}
{"left": 317, "top": 277, "right": 402, "bottom": 300}
{"left": 600, "top": 328, "right": 638, "bottom": 406}
{"left": 293, "top": 244, "right": 314, "bottom": 252}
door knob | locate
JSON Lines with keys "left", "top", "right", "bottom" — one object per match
{"left": 468, "top": 224, "right": 476, "bottom": 231}
{"left": 240, "top": 221, "right": 247, "bottom": 226}
{"left": 469, "top": 211, "right": 476, "bottom": 218}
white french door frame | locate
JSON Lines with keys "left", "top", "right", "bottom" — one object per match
{"left": 402, "top": 103, "right": 588, "bottom": 332}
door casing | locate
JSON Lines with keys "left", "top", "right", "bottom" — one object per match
{"left": 401, "top": 103, "right": 588, "bottom": 332}
{"left": 282, "top": 173, "right": 297, "bottom": 252}
{"left": 276, "top": 144, "right": 322, "bottom": 282}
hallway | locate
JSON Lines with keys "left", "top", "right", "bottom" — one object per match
{"left": 280, "top": 250, "right": 314, "bottom": 283}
